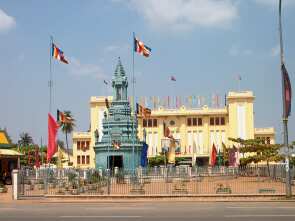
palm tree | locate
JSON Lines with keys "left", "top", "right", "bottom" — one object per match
{"left": 18, "top": 132, "right": 33, "bottom": 147}
{"left": 60, "top": 111, "right": 75, "bottom": 164}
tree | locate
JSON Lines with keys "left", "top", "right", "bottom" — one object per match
{"left": 18, "top": 132, "right": 33, "bottom": 147}
{"left": 59, "top": 111, "right": 75, "bottom": 164}
{"left": 229, "top": 137, "right": 283, "bottom": 175}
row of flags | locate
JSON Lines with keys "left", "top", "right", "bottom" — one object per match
{"left": 127, "top": 95, "right": 223, "bottom": 110}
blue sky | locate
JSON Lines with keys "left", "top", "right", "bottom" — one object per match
{"left": 0, "top": 0, "right": 294, "bottom": 145}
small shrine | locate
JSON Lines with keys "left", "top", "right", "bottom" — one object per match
{"left": 94, "top": 59, "right": 142, "bottom": 170}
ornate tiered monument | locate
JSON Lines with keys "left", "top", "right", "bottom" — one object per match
{"left": 94, "top": 59, "right": 142, "bottom": 170}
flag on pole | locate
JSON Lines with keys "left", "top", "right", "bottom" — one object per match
{"left": 47, "top": 113, "right": 59, "bottom": 162}
{"left": 282, "top": 63, "right": 292, "bottom": 117}
{"left": 136, "top": 103, "right": 151, "bottom": 118}
{"left": 35, "top": 146, "right": 40, "bottom": 168}
{"left": 210, "top": 143, "right": 217, "bottom": 167}
{"left": 171, "top": 76, "right": 176, "bottom": 81}
{"left": 105, "top": 98, "right": 110, "bottom": 109}
{"left": 134, "top": 36, "right": 151, "bottom": 57}
{"left": 52, "top": 43, "right": 69, "bottom": 64}
{"left": 57, "top": 109, "right": 72, "bottom": 124}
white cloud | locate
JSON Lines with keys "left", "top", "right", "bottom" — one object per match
{"left": 229, "top": 45, "right": 252, "bottom": 56}
{"left": 121, "top": 0, "right": 238, "bottom": 30}
{"left": 254, "top": 0, "right": 295, "bottom": 7}
{"left": 0, "top": 9, "right": 16, "bottom": 33}
{"left": 67, "top": 57, "right": 107, "bottom": 80}
{"left": 104, "top": 44, "right": 130, "bottom": 53}
{"left": 271, "top": 44, "right": 280, "bottom": 57}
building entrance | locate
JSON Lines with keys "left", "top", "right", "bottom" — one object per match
{"left": 108, "top": 155, "right": 123, "bottom": 169}
{"left": 195, "top": 157, "right": 209, "bottom": 167}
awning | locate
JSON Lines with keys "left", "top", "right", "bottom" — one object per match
{"left": 0, "top": 149, "right": 23, "bottom": 156}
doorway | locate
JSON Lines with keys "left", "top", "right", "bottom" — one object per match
{"left": 108, "top": 155, "right": 123, "bottom": 169}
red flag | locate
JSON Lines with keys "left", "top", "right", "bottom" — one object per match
{"left": 47, "top": 113, "right": 59, "bottom": 162}
{"left": 282, "top": 64, "right": 292, "bottom": 117}
{"left": 35, "top": 146, "right": 40, "bottom": 168}
{"left": 210, "top": 143, "right": 217, "bottom": 166}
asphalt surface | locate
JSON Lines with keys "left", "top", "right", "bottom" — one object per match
{"left": 1, "top": 201, "right": 295, "bottom": 221}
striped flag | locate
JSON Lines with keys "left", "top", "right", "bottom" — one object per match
{"left": 52, "top": 43, "right": 69, "bottom": 64}
{"left": 282, "top": 63, "right": 292, "bottom": 117}
{"left": 134, "top": 36, "right": 151, "bottom": 57}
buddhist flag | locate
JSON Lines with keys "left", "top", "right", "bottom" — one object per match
{"left": 57, "top": 109, "right": 72, "bottom": 124}
{"left": 210, "top": 143, "right": 217, "bottom": 167}
{"left": 105, "top": 98, "right": 110, "bottom": 109}
{"left": 171, "top": 76, "right": 176, "bottom": 81}
{"left": 52, "top": 43, "right": 69, "bottom": 64}
{"left": 163, "top": 122, "right": 173, "bottom": 138}
{"left": 47, "top": 113, "right": 59, "bottom": 162}
{"left": 134, "top": 36, "right": 151, "bottom": 57}
{"left": 282, "top": 63, "right": 292, "bottom": 117}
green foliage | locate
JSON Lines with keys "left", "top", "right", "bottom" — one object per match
{"left": 229, "top": 137, "right": 283, "bottom": 166}
{"left": 148, "top": 156, "right": 165, "bottom": 167}
{"left": 16, "top": 145, "right": 48, "bottom": 167}
{"left": 18, "top": 132, "right": 34, "bottom": 146}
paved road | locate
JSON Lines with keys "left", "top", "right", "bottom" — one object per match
{"left": 1, "top": 201, "right": 295, "bottom": 221}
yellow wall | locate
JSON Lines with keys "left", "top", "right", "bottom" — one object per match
{"left": 72, "top": 91, "right": 276, "bottom": 168}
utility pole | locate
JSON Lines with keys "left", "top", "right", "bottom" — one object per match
{"left": 279, "top": 0, "right": 292, "bottom": 198}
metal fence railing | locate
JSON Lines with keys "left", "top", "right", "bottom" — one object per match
{"left": 18, "top": 165, "right": 295, "bottom": 197}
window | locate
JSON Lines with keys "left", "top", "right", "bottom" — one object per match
{"left": 266, "top": 137, "right": 271, "bottom": 144}
{"left": 193, "top": 118, "right": 197, "bottom": 126}
{"left": 187, "top": 118, "right": 192, "bottom": 126}
{"left": 143, "top": 119, "right": 147, "bottom": 127}
{"left": 153, "top": 119, "right": 157, "bottom": 127}
{"left": 221, "top": 117, "right": 225, "bottom": 125}
{"left": 82, "top": 155, "right": 85, "bottom": 164}
{"left": 86, "top": 155, "right": 90, "bottom": 164}
{"left": 198, "top": 118, "right": 202, "bottom": 126}
{"left": 86, "top": 141, "right": 90, "bottom": 150}
{"left": 148, "top": 119, "right": 153, "bottom": 127}
{"left": 210, "top": 117, "right": 215, "bottom": 125}
{"left": 215, "top": 117, "right": 220, "bottom": 125}
{"left": 77, "top": 141, "right": 81, "bottom": 150}
{"left": 77, "top": 156, "right": 81, "bottom": 164}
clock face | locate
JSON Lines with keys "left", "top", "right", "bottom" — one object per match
{"left": 170, "top": 120, "right": 175, "bottom": 126}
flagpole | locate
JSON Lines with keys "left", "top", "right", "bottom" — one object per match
{"left": 279, "top": 0, "right": 292, "bottom": 198}
{"left": 132, "top": 32, "right": 136, "bottom": 171}
{"left": 49, "top": 36, "right": 53, "bottom": 114}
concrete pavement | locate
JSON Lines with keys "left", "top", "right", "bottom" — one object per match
{"left": 1, "top": 201, "right": 295, "bottom": 221}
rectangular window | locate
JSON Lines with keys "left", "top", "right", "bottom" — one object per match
{"left": 210, "top": 117, "right": 215, "bottom": 125}
{"left": 187, "top": 118, "right": 192, "bottom": 126}
{"left": 153, "top": 119, "right": 157, "bottom": 127}
{"left": 86, "top": 155, "right": 90, "bottom": 164}
{"left": 82, "top": 155, "right": 85, "bottom": 164}
{"left": 143, "top": 119, "right": 147, "bottom": 127}
{"left": 198, "top": 118, "right": 202, "bottom": 126}
{"left": 193, "top": 118, "right": 197, "bottom": 126}
{"left": 215, "top": 117, "right": 220, "bottom": 125}
{"left": 77, "top": 141, "right": 80, "bottom": 150}
{"left": 148, "top": 119, "right": 153, "bottom": 127}
{"left": 86, "top": 141, "right": 90, "bottom": 150}
{"left": 77, "top": 156, "right": 81, "bottom": 164}
{"left": 266, "top": 137, "right": 271, "bottom": 144}
{"left": 220, "top": 117, "right": 225, "bottom": 125}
